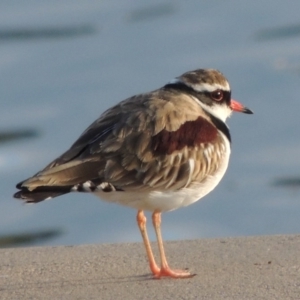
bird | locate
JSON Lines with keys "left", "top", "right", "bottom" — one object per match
{"left": 14, "top": 68, "right": 253, "bottom": 279}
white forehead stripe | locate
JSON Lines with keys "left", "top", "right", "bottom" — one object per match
{"left": 168, "top": 79, "right": 230, "bottom": 92}
{"left": 191, "top": 82, "right": 230, "bottom": 92}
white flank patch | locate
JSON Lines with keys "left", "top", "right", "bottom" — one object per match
{"left": 83, "top": 181, "right": 92, "bottom": 189}
{"left": 99, "top": 182, "right": 108, "bottom": 190}
{"left": 71, "top": 185, "right": 78, "bottom": 191}
{"left": 82, "top": 181, "right": 92, "bottom": 192}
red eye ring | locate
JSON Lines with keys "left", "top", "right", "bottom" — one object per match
{"left": 210, "top": 90, "right": 223, "bottom": 101}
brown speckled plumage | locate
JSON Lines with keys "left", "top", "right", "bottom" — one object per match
{"left": 15, "top": 83, "right": 228, "bottom": 199}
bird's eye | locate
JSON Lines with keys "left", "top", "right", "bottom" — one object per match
{"left": 210, "top": 90, "right": 223, "bottom": 101}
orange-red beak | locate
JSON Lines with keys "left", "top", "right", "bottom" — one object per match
{"left": 230, "top": 99, "right": 253, "bottom": 114}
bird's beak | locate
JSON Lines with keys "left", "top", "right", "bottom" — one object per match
{"left": 230, "top": 99, "right": 253, "bottom": 114}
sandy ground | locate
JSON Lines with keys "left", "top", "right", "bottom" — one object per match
{"left": 0, "top": 235, "right": 299, "bottom": 299}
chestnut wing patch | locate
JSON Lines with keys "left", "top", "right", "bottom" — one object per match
{"left": 151, "top": 116, "right": 218, "bottom": 155}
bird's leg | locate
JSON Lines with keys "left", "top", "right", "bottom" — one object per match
{"left": 136, "top": 210, "right": 160, "bottom": 275}
{"left": 152, "top": 211, "right": 195, "bottom": 279}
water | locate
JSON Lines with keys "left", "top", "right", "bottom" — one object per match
{"left": 1, "top": 0, "right": 300, "bottom": 247}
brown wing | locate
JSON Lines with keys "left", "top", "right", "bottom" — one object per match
{"left": 17, "top": 89, "right": 227, "bottom": 193}
{"left": 101, "top": 116, "right": 227, "bottom": 192}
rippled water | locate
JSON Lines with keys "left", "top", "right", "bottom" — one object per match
{"left": 1, "top": 0, "right": 300, "bottom": 247}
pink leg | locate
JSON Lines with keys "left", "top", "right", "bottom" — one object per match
{"left": 136, "top": 210, "right": 160, "bottom": 275}
{"left": 152, "top": 211, "right": 195, "bottom": 279}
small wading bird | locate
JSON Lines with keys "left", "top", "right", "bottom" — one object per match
{"left": 14, "top": 69, "right": 253, "bottom": 279}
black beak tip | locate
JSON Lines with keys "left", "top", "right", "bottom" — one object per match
{"left": 243, "top": 107, "right": 254, "bottom": 114}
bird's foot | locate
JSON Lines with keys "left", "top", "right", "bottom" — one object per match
{"left": 152, "top": 266, "right": 196, "bottom": 279}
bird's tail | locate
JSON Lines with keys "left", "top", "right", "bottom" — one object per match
{"left": 14, "top": 158, "right": 104, "bottom": 203}
{"left": 13, "top": 184, "right": 72, "bottom": 203}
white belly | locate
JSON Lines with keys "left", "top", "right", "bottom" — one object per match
{"left": 94, "top": 134, "right": 230, "bottom": 212}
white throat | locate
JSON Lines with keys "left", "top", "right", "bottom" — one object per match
{"left": 191, "top": 96, "right": 232, "bottom": 123}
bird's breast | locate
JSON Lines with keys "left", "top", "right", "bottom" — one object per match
{"left": 94, "top": 132, "right": 231, "bottom": 212}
